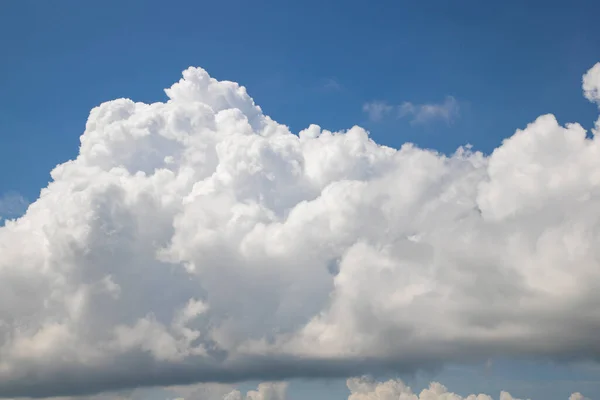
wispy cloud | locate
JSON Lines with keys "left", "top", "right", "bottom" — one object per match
{"left": 363, "top": 96, "right": 460, "bottom": 125}
{"left": 323, "top": 78, "right": 342, "bottom": 91}
{"left": 362, "top": 101, "right": 393, "bottom": 122}
{"left": 399, "top": 95, "right": 459, "bottom": 125}
{"left": 0, "top": 191, "right": 28, "bottom": 221}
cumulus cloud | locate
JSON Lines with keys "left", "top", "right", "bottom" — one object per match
{"left": 583, "top": 63, "right": 600, "bottom": 134}
{"left": 2, "top": 63, "right": 600, "bottom": 398}
{"left": 345, "top": 377, "right": 589, "bottom": 400}
{"left": 347, "top": 377, "right": 516, "bottom": 400}
{"left": 222, "top": 382, "right": 287, "bottom": 400}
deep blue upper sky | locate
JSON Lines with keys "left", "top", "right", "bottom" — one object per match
{"left": 1, "top": 2, "right": 600, "bottom": 398}
{"left": 2, "top": 0, "right": 600, "bottom": 204}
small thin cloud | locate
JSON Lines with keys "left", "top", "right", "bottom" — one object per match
{"left": 0, "top": 191, "right": 28, "bottom": 222}
{"left": 323, "top": 78, "right": 342, "bottom": 91}
{"left": 312, "top": 78, "right": 344, "bottom": 94}
{"left": 399, "top": 95, "right": 459, "bottom": 125}
{"left": 362, "top": 101, "right": 393, "bottom": 122}
{"left": 363, "top": 96, "right": 460, "bottom": 125}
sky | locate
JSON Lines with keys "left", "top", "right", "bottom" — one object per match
{"left": 1, "top": 1, "right": 600, "bottom": 399}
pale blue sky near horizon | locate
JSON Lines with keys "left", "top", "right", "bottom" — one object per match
{"left": 1, "top": 1, "right": 600, "bottom": 399}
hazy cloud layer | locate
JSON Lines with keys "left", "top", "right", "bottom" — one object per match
{"left": 0, "top": 192, "right": 28, "bottom": 222}
{"left": 363, "top": 101, "right": 394, "bottom": 122}
{"left": 1, "top": 63, "right": 600, "bottom": 397}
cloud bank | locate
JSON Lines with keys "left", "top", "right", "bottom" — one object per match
{"left": 1, "top": 63, "right": 600, "bottom": 398}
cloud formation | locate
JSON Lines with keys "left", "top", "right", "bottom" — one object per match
{"left": 223, "top": 382, "right": 287, "bottom": 400}
{"left": 1, "top": 63, "right": 600, "bottom": 398}
{"left": 345, "top": 377, "right": 588, "bottom": 400}
{"left": 363, "top": 96, "right": 459, "bottom": 124}
{"left": 363, "top": 101, "right": 393, "bottom": 122}
{"left": 399, "top": 96, "right": 459, "bottom": 125}
{"left": 347, "top": 377, "right": 515, "bottom": 400}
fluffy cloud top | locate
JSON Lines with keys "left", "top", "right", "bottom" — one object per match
{"left": 1, "top": 63, "right": 600, "bottom": 398}
{"left": 178, "top": 378, "right": 588, "bottom": 400}
{"left": 345, "top": 377, "right": 588, "bottom": 400}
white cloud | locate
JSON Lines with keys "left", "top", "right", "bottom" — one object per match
{"left": 345, "top": 377, "right": 588, "bottom": 400}
{"left": 583, "top": 63, "right": 600, "bottom": 135}
{"left": 568, "top": 394, "right": 589, "bottom": 400}
{"left": 347, "top": 377, "right": 511, "bottom": 400}
{"left": 222, "top": 382, "right": 287, "bottom": 400}
{"left": 399, "top": 96, "right": 459, "bottom": 125}
{"left": 1, "top": 63, "right": 600, "bottom": 397}
{"left": 363, "top": 101, "right": 393, "bottom": 122}
{"left": 583, "top": 63, "right": 600, "bottom": 104}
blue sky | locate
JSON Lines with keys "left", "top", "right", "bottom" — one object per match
{"left": 2, "top": 1, "right": 600, "bottom": 399}
{"left": 3, "top": 0, "right": 600, "bottom": 203}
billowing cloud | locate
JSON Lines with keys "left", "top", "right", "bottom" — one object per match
{"left": 347, "top": 377, "right": 512, "bottom": 400}
{"left": 1, "top": 63, "right": 600, "bottom": 398}
{"left": 345, "top": 377, "right": 587, "bottom": 400}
